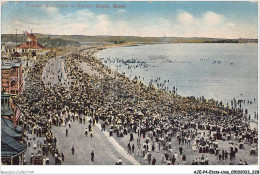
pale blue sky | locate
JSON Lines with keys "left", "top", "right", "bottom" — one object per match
{"left": 1, "top": 1, "right": 258, "bottom": 38}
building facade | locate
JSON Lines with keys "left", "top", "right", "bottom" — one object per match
{"left": 1, "top": 91, "right": 26, "bottom": 165}
{"left": 1, "top": 61, "right": 23, "bottom": 96}
{"left": 16, "top": 32, "right": 45, "bottom": 52}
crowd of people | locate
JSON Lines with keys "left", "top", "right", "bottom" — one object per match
{"left": 13, "top": 49, "right": 69, "bottom": 165}
{"left": 12, "top": 45, "right": 258, "bottom": 165}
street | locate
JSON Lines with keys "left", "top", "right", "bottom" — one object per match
{"left": 51, "top": 116, "right": 139, "bottom": 165}
{"left": 43, "top": 56, "right": 139, "bottom": 165}
{"left": 42, "top": 56, "right": 70, "bottom": 88}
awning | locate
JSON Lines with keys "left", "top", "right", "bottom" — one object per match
{"left": 1, "top": 108, "right": 14, "bottom": 116}
{"left": 1, "top": 118, "right": 21, "bottom": 138}
{"left": 1, "top": 131, "right": 26, "bottom": 156}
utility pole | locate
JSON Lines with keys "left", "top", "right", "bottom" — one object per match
{"left": 23, "top": 31, "right": 25, "bottom": 43}
{"left": 16, "top": 29, "right": 17, "bottom": 47}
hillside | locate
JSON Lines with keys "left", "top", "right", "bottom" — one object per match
{"left": 1, "top": 34, "right": 257, "bottom": 48}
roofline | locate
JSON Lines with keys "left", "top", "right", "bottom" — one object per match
{"left": 1, "top": 149, "right": 27, "bottom": 157}
{"left": 1, "top": 67, "right": 12, "bottom": 70}
{"left": 1, "top": 61, "right": 22, "bottom": 69}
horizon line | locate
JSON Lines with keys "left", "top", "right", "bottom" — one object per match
{"left": 1, "top": 33, "right": 258, "bottom": 40}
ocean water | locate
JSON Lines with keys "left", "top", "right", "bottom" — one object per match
{"left": 95, "top": 43, "right": 258, "bottom": 126}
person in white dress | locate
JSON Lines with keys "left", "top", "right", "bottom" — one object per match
{"left": 155, "top": 142, "right": 159, "bottom": 153}
{"left": 192, "top": 143, "right": 197, "bottom": 152}
{"left": 161, "top": 153, "right": 166, "bottom": 164}
{"left": 174, "top": 152, "right": 179, "bottom": 161}
{"left": 33, "top": 142, "right": 37, "bottom": 150}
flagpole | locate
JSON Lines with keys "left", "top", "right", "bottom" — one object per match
{"left": 16, "top": 29, "right": 17, "bottom": 47}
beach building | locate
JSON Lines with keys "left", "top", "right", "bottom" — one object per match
{"left": 1, "top": 43, "right": 17, "bottom": 58}
{"left": 2, "top": 43, "right": 16, "bottom": 53}
{"left": 1, "top": 91, "right": 26, "bottom": 165}
{"left": 1, "top": 60, "right": 23, "bottom": 96}
{"left": 16, "top": 32, "right": 45, "bottom": 53}
{"left": 1, "top": 130, "right": 26, "bottom": 165}
{"left": 1, "top": 91, "right": 14, "bottom": 119}
{"left": 2, "top": 32, "right": 47, "bottom": 61}
{"left": 1, "top": 61, "right": 24, "bottom": 127}
{"left": 11, "top": 52, "right": 22, "bottom": 60}
{"left": 1, "top": 89, "right": 23, "bottom": 126}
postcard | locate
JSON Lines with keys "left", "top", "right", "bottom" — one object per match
{"left": 1, "top": 1, "right": 259, "bottom": 175}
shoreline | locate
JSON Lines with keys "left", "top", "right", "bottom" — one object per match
{"left": 92, "top": 44, "right": 258, "bottom": 130}
{"left": 66, "top": 45, "right": 258, "bottom": 165}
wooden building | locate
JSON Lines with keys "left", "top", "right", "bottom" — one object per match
{"left": 1, "top": 91, "right": 26, "bottom": 165}
{"left": 16, "top": 32, "right": 45, "bottom": 53}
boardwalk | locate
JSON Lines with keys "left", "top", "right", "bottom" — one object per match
{"left": 42, "top": 56, "right": 70, "bottom": 88}
{"left": 51, "top": 117, "right": 140, "bottom": 165}
{"left": 40, "top": 53, "right": 139, "bottom": 165}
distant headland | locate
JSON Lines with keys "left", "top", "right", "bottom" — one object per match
{"left": 1, "top": 33, "right": 257, "bottom": 48}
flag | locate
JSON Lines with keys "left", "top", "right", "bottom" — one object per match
{"left": 15, "top": 107, "right": 22, "bottom": 121}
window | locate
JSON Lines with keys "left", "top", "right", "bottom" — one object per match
{"left": 11, "top": 81, "right": 16, "bottom": 87}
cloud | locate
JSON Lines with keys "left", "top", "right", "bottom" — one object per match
{"left": 176, "top": 11, "right": 194, "bottom": 24}
{"left": 94, "top": 15, "right": 112, "bottom": 35}
{"left": 45, "top": 7, "right": 58, "bottom": 15}
{"left": 228, "top": 23, "right": 236, "bottom": 27}
{"left": 175, "top": 10, "right": 224, "bottom": 27}
{"left": 117, "top": 9, "right": 126, "bottom": 14}
{"left": 168, "top": 10, "right": 250, "bottom": 38}
{"left": 1, "top": 7, "right": 257, "bottom": 39}
{"left": 203, "top": 11, "right": 224, "bottom": 25}
{"left": 75, "top": 9, "right": 95, "bottom": 21}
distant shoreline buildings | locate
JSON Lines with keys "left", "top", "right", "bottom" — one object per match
{"left": 16, "top": 32, "right": 45, "bottom": 52}
{"left": 2, "top": 31, "right": 46, "bottom": 59}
